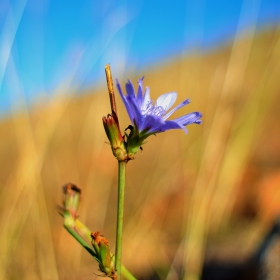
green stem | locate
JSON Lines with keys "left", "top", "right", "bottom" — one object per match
{"left": 115, "top": 161, "right": 127, "bottom": 279}
{"left": 64, "top": 219, "right": 98, "bottom": 260}
{"left": 121, "top": 266, "right": 137, "bottom": 280}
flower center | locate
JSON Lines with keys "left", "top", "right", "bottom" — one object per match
{"left": 142, "top": 101, "right": 166, "bottom": 117}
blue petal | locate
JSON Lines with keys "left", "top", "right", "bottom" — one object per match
{"left": 126, "top": 95, "right": 145, "bottom": 128}
{"left": 159, "top": 120, "right": 188, "bottom": 133}
{"left": 173, "top": 112, "right": 202, "bottom": 126}
{"left": 163, "top": 99, "right": 190, "bottom": 120}
{"left": 137, "top": 77, "right": 145, "bottom": 107}
{"left": 116, "top": 80, "right": 135, "bottom": 123}
{"left": 139, "top": 114, "right": 165, "bottom": 133}
{"left": 141, "top": 86, "right": 151, "bottom": 111}
{"left": 126, "top": 80, "right": 136, "bottom": 98}
{"left": 156, "top": 112, "right": 202, "bottom": 134}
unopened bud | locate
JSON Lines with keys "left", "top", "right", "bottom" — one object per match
{"left": 91, "top": 231, "right": 116, "bottom": 279}
{"left": 103, "top": 114, "right": 128, "bottom": 161}
{"left": 62, "top": 183, "right": 81, "bottom": 221}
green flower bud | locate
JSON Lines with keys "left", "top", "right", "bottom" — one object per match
{"left": 62, "top": 183, "right": 81, "bottom": 220}
{"left": 91, "top": 231, "right": 116, "bottom": 280}
{"left": 103, "top": 114, "right": 128, "bottom": 161}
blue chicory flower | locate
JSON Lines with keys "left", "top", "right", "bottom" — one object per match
{"left": 116, "top": 77, "right": 202, "bottom": 157}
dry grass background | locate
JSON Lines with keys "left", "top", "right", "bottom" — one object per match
{"left": 1, "top": 26, "right": 280, "bottom": 279}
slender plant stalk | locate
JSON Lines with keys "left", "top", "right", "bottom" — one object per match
{"left": 121, "top": 266, "right": 137, "bottom": 280}
{"left": 115, "top": 160, "right": 127, "bottom": 279}
{"left": 104, "top": 64, "right": 130, "bottom": 279}
{"left": 63, "top": 218, "right": 98, "bottom": 260}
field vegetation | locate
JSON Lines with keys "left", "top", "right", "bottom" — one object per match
{"left": 0, "top": 26, "right": 280, "bottom": 279}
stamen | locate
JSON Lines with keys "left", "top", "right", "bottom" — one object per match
{"left": 151, "top": 106, "right": 166, "bottom": 116}
{"left": 141, "top": 100, "right": 166, "bottom": 117}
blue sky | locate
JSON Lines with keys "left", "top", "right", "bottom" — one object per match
{"left": 0, "top": 0, "right": 280, "bottom": 116}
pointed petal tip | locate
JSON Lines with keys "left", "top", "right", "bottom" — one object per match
{"left": 193, "top": 112, "right": 202, "bottom": 124}
{"left": 126, "top": 80, "right": 136, "bottom": 97}
{"left": 126, "top": 79, "right": 133, "bottom": 86}
{"left": 138, "top": 76, "right": 145, "bottom": 84}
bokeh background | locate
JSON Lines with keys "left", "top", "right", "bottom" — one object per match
{"left": 1, "top": 0, "right": 280, "bottom": 279}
